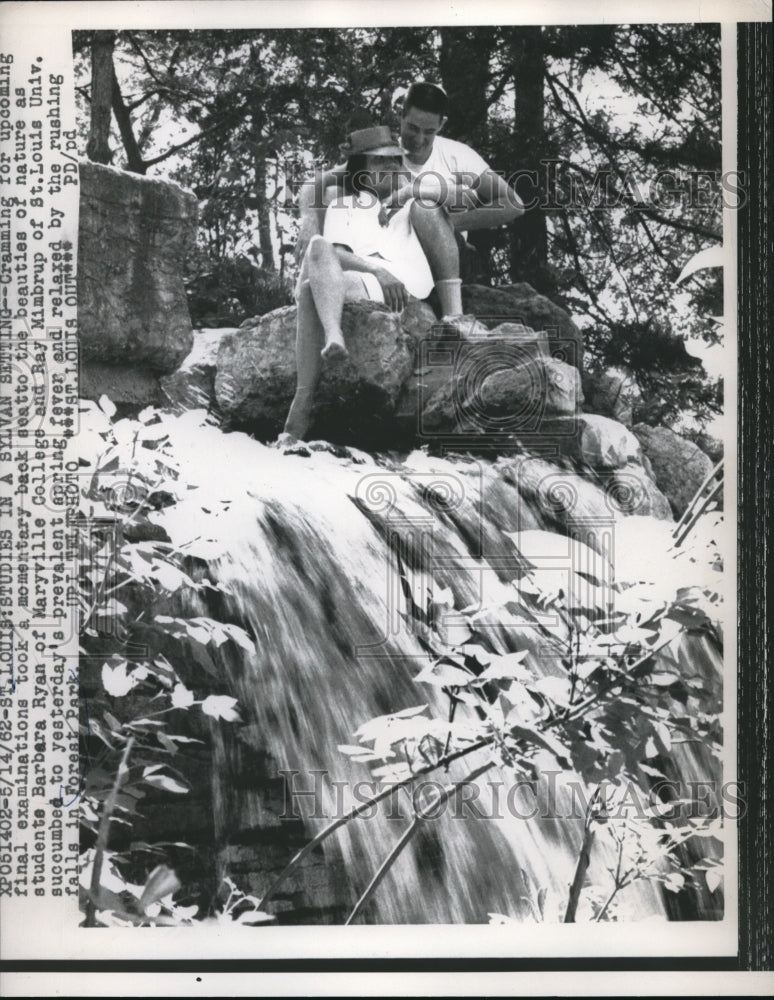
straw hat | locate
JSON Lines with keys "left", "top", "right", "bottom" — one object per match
{"left": 339, "top": 125, "right": 403, "bottom": 157}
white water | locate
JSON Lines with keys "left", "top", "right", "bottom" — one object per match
{"left": 130, "top": 412, "right": 721, "bottom": 924}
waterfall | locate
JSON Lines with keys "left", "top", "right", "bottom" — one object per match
{"left": 135, "top": 412, "right": 722, "bottom": 925}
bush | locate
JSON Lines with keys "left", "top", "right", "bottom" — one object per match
{"left": 184, "top": 254, "right": 293, "bottom": 327}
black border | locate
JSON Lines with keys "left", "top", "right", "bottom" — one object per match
{"left": 737, "top": 18, "right": 773, "bottom": 975}
{"left": 0, "top": 18, "right": 771, "bottom": 982}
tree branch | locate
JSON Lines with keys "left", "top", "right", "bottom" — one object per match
{"left": 142, "top": 116, "right": 235, "bottom": 168}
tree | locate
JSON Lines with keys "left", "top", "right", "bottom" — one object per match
{"left": 73, "top": 25, "right": 723, "bottom": 425}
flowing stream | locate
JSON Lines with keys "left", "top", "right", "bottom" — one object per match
{"left": 148, "top": 415, "right": 722, "bottom": 925}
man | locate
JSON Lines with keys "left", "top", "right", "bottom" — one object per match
{"left": 296, "top": 81, "right": 524, "bottom": 316}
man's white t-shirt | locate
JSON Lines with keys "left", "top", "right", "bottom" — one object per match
{"left": 323, "top": 193, "right": 434, "bottom": 299}
{"left": 402, "top": 135, "right": 490, "bottom": 188}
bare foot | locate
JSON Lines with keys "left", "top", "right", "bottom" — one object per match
{"left": 321, "top": 340, "right": 349, "bottom": 362}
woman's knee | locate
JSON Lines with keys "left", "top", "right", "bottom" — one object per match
{"left": 307, "top": 233, "right": 333, "bottom": 262}
{"left": 410, "top": 198, "right": 452, "bottom": 231}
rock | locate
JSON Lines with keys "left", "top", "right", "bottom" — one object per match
{"left": 462, "top": 283, "right": 583, "bottom": 371}
{"left": 571, "top": 414, "right": 642, "bottom": 470}
{"left": 78, "top": 161, "right": 197, "bottom": 373}
{"left": 476, "top": 357, "right": 581, "bottom": 419}
{"left": 80, "top": 361, "right": 163, "bottom": 410}
{"left": 582, "top": 370, "right": 640, "bottom": 428}
{"left": 604, "top": 465, "right": 673, "bottom": 520}
{"left": 432, "top": 314, "right": 492, "bottom": 341}
{"left": 632, "top": 424, "right": 715, "bottom": 517}
{"left": 214, "top": 302, "right": 415, "bottom": 444}
{"left": 160, "top": 328, "right": 234, "bottom": 413}
{"left": 487, "top": 323, "right": 550, "bottom": 362}
{"left": 420, "top": 353, "right": 582, "bottom": 436}
{"left": 399, "top": 299, "right": 439, "bottom": 341}
{"left": 692, "top": 431, "right": 724, "bottom": 464}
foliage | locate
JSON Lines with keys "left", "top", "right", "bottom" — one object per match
{"left": 73, "top": 25, "right": 722, "bottom": 423}
{"left": 184, "top": 252, "right": 293, "bottom": 328}
{"left": 74, "top": 398, "right": 259, "bottom": 926}
{"left": 257, "top": 510, "right": 725, "bottom": 923}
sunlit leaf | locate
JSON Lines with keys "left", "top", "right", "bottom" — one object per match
{"left": 201, "top": 694, "right": 241, "bottom": 722}
{"left": 101, "top": 660, "right": 140, "bottom": 697}
{"left": 705, "top": 868, "right": 723, "bottom": 893}
{"left": 142, "top": 770, "right": 189, "bottom": 794}
{"left": 415, "top": 659, "right": 471, "bottom": 687}
{"left": 138, "top": 865, "right": 182, "bottom": 913}
{"left": 171, "top": 683, "right": 195, "bottom": 709}
{"left": 477, "top": 651, "right": 531, "bottom": 682}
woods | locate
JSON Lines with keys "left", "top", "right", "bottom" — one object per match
{"left": 72, "top": 24, "right": 723, "bottom": 424}
{"left": 71, "top": 24, "right": 730, "bottom": 929}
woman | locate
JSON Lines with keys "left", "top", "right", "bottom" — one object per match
{"left": 281, "top": 125, "right": 460, "bottom": 442}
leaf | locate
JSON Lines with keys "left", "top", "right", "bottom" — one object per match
{"left": 649, "top": 671, "right": 681, "bottom": 687}
{"left": 508, "top": 723, "right": 571, "bottom": 768}
{"left": 414, "top": 659, "right": 471, "bottom": 687}
{"left": 142, "top": 771, "right": 189, "bottom": 795}
{"left": 337, "top": 744, "right": 377, "bottom": 760}
{"left": 705, "top": 869, "right": 722, "bottom": 893}
{"left": 150, "top": 560, "right": 191, "bottom": 593}
{"left": 532, "top": 675, "right": 572, "bottom": 707}
{"left": 675, "top": 246, "right": 724, "bottom": 285}
{"left": 638, "top": 762, "right": 667, "bottom": 779}
{"left": 201, "top": 694, "right": 241, "bottom": 722}
{"left": 663, "top": 872, "right": 685, "bottom": 893}
{"left": 477, "top": 651, "right": 530, "bottom": 682}
{"left": 234, "top": 909, "right": 277, "bottom": 925}
{"left": 460, "top": 643, "right": 492, "bottom": 667}
{"left": 101, "top": 660, "right": 140, "bottom": 698}
{"left": 98, "top": 394, "right": 117, "bottom": 419}
{"left": 391, "top": 704, "right": 429, "bottom": 719}
{"left": 218, "top": 622, "right": 256, "bottom": 654}
{"left": 138, "top": 865, "right": 182, "bottom": 913}
{"left": 171, "top": 683, "right": 195, "bottom": 709}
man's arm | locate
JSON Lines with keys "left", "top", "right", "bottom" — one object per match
{"left": 448, "top": 169, "right": 524, "bottom": 232}
{"left": 297, "top": 164, "right": 347, "bottom": 262}
{"left": 381, "top": 168, "right": 524, "bottom": 232}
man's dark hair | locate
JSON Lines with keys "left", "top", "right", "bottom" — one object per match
{"left": 404, "top": 81, "right": 448, "bottom": 118}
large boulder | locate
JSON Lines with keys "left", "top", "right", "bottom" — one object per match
{"left": 80, "top": 361, "right": 164, "bottom": 410}
{"left": 78, "top": 161, "right": 197, "bottom": 374}
{"left": 605, "top": 465, "right": 673, "bottom": 520}
{"left": 462, "top": 283, "right": 583, "bottom": 372}
{"left": 632, "top": 424, "right": 715, "bottom": 517}
{"left": 567, "top": 414, "right": 642, "bottom": 470}
{"left": 412, "top": 324, "right": 577, "bottom": 436}
{"left": 214, "top": 302, "right": 415, "bottom": 444}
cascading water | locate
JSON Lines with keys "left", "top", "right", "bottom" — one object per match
{"left": 142, "top": 412, "right": 722, "bottom": 926}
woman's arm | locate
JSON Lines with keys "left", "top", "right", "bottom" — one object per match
{"left": 332, "top": 245, "right": 409, "bottom": 311}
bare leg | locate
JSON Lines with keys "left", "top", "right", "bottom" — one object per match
{"left": 409, "top": 201, "right": 463, "bottom": 316}
{"left": 306, "top": 236, "right": 348, "bottom": 357}
{"left": 409, "top": 200, "right": 459, "bottom": 280}
{"left": 283, "top": 237, "right": 349, "bottom": 441}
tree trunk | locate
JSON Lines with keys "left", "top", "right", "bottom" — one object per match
{"left": 439, "top": 27, "right": 498, "bottom": 282}
{"left": 111, "top": 73, "right": 146, "bottom": 174}
{"left": 254, "top": 155, "right": 275, "bottom": 271}
{"left": 509, "top": 26, "right": 551, "bottom": 292}
{"left": 439, "top": 27, "right": 495, "bottom": 150}
{"left": 86, "top": 31, "right": 116, "bottom": 165}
